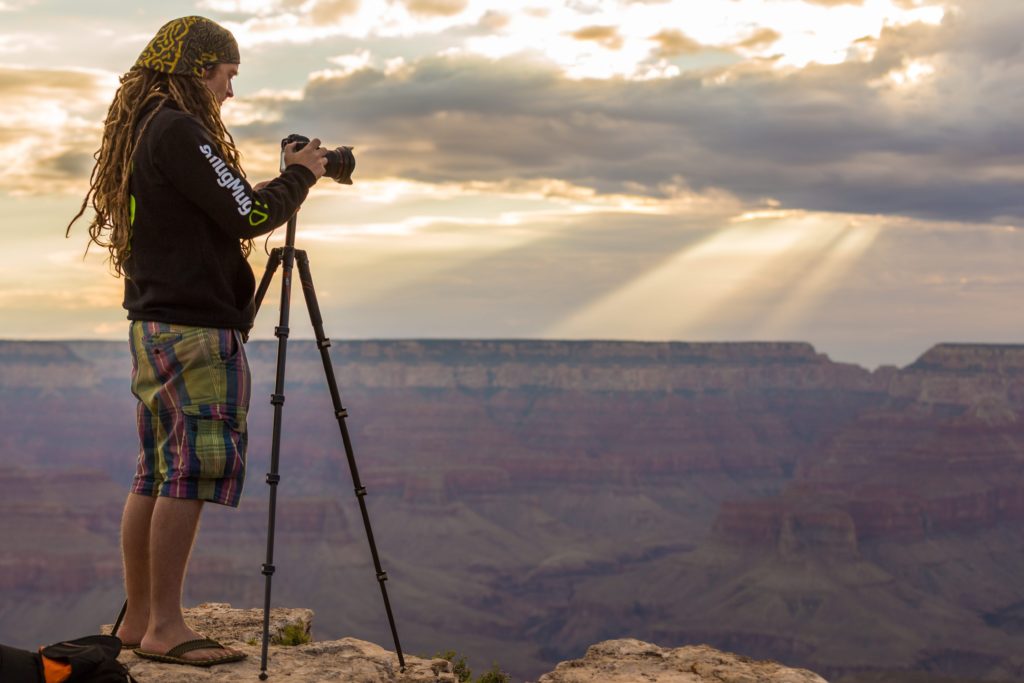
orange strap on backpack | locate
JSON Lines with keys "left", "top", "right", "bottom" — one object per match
{"left": 40, "top": 654, "right": 73, "bottom": 683}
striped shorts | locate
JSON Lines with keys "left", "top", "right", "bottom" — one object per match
{"left": 129, "top": 321, "right": 251, "bottom": 507}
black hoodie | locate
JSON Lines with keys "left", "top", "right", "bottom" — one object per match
{"left": 123, "top": 100, "right": 316, "bottom": 333}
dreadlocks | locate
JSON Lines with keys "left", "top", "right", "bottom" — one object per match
{"left": 66, "top": 67, "right": 251, "bottom": 277}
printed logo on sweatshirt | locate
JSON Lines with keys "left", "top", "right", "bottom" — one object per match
{"left": 249, "top": 199, "right": 269, "bottom": 227}
{"left": 199, "top": 144, "right": 252, "bottom": 216}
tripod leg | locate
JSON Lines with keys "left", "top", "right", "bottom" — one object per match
{"left": 111, "top": 599, "right": 127, "bottom": 640}
{"left": 254, "top": 248, "right": 284, "bottom": 318}
{"left": 259, "top": 233, "right": 297, "bottom": 680}
{"left": 295, "top": 250, "right": 406, "bottom": 671}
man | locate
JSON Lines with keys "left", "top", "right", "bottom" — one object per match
{"left": 66, "top": 16, "right": 328, "bottom": 666}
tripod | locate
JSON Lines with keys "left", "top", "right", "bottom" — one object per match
{"left": 111, "top": 211, "right": 404, "bottom": 677}
{"left": 251, "top": 210, "right": 404, "bottom": 679}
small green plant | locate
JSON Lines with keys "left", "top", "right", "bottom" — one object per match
{"left": 272, "top": 623, "right": 312, "bottom": 646}
{"left": 430, "top": 651, "right": 510, "bottom": 683}
{"left": 476, "top": 663, "right": 511, "bottom": 683}
{"left": 246, "top": 638, "right": 258, "bottom": 646}
{"left": 433, "top": 650, "right": 472, "bottom": 682}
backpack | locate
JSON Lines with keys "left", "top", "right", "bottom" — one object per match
{"left": 0, "top": 635, "right": 137, "bottom": 683}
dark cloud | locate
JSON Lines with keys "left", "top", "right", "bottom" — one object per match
{"left": 49, "top": 151, "right": 93, "bottom": 176}
{"left": 220, "top": 3, "right": 1024, "bottom": 224}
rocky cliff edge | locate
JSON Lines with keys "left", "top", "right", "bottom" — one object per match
{"left": 106, "top": 603, "right": 827, "bottom": 682}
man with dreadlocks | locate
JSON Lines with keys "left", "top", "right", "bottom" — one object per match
{"left": 67, "top": 16, "right": 328, "bottom": 667}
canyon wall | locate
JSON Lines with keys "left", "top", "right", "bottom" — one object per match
{"left": 2, "top": 340, "right": 1023, "bottom": 682}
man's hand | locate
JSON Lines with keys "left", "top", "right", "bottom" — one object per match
{"left": 283, "top": 138, "right": 328, "bottom": 179}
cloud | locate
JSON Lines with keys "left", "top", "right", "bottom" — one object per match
{"left": 801, "top": 0, "right": 864, "bottom": 5}
{"left": 402, "top": 0, "right": 469, "bottom": 17}
{"left": 648, "top": 29, "right": 705, "bottom": 57}
{"left": 3, "top": 0, "right": 1020, "bottom": 230}
{"left": 210, "top": 0, "right": 944, "bottom": 81}
{"left": 0, "top": 0, "right": 39, "bottom": 10}
{"left": 734, "top": 27, "right": 782, "bottom": 50}
{"left": 225, "top": 4, "right": 1024, "bottom": 225}
{"left": 0, "top": 66, "right": 104, "bottom": 91}
{"left": 0, "top": 65, "right": 113, "bottom": 194}
{"left": 571, "top": 25, "right": 625, "bottom": 51}
{"left": 474, "top": 10, "right": 509, "bottom": 31}
{"left": 49, "top": 150, "right": 93, "bottom": 177}
{"left": 309, "top": 0, "right": 361, "bottom": 22}
{"left": 0, "top": 31, "right": 50, "bottom": 54}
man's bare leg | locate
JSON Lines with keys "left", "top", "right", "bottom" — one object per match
{"left": 117, "top": 492, "right": 156, "bottom": 645}
{"left": 137, "top": 497, "right": 242, "bottom": 662}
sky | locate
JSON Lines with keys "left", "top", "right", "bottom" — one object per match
{"left": 1, "top": 0, "right": 1021, "bottom": 368}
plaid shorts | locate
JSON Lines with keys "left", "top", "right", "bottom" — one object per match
{"left": 129, "top": 321, "right": 250, "bottom": 507}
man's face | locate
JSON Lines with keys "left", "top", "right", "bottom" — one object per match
{"left": 203, "top": 63, "right": 237, "bottom": 106}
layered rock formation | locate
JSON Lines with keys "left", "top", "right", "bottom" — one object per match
{"left": 685, "top": 344, "right": 1024, "bottom": 681}
{"left": 712, "top": 342, "right": 1024, "bottom": 553}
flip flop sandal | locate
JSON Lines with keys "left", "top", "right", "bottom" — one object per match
{"left": 134, "top": 638, "right": 246, "bottom": 667}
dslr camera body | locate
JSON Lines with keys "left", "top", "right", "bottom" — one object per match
{"left": 280, "top": 134, "right": 355, "bottom": 185}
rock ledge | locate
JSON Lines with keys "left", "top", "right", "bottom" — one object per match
{"left": 106, "top": 603, "right": 453, "bottom": 682}
{"left": 536, "top": 638, "right": 829, "bottom": 683}
{"left": 108, "top": 605, "right": 828, "bottom": 682}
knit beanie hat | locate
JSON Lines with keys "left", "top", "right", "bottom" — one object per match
{"left": 134, "top": 16, "right": 240, "bottom": 77}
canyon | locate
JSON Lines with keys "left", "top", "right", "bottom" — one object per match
{"left": 1, "top": 339, "right": 1023, "bottom": 682}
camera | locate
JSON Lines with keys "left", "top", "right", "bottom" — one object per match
{"left": 280, "top": 134, "right": 355, "bottom": 185}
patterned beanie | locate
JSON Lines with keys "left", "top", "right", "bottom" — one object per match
{"left": 134, "top": 16, "right": 240, "bottom": 77}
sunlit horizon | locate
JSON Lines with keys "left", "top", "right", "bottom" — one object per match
{"left": 1, "top": 0, "right": 1021, "bottom": 369}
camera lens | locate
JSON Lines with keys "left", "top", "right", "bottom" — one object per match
{"left": 324, "top": 147, "right": 355, "bottom": 185}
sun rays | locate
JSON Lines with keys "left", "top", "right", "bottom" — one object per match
{"left": 547, "top": 212, "right": 882, "bottom": 340}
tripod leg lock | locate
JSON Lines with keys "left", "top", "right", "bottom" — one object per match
{"left": 317, "top": 338, "right": 332, "bottom": 349}
{"left": 275, "top": 326, "right": 290, "bottom": 338}
{"left": 262, "top": 564, "right": 276, "bottom": 576}
{"left": 336, "top": 409, "right": 348, "bottom": 419}
{"left": 376, "top": 571, "right": 388, "bottom": 583}
{"left": 266, "top": 473, "right": 281, "bottom": 485}
{"left": 271, "top": 393, "right": 286, "bottom": 406}
{"left": 356, "top": 486, "right": 367, "bottom": 498}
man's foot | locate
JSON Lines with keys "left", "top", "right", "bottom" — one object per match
{"left": 114, "top": 613, "right": 147, "bottom": 649}
{"left": 116, "top": 636, "right": 142, "bottom": 650}
{"left": 137, "top": 626, "right": 244, "bottom": 665}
